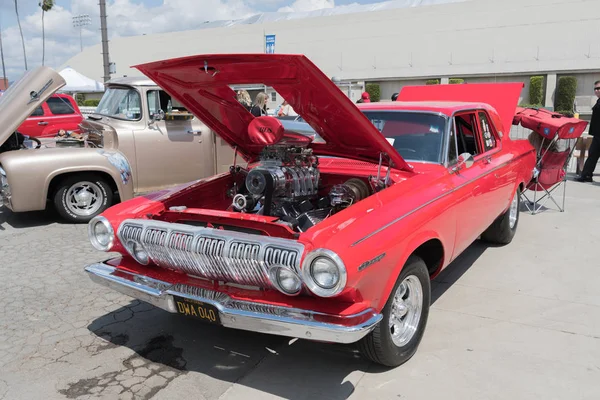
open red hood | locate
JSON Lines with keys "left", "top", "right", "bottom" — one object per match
{"left": 134, "top": 54, "right": 412, "bottom": 172}
{"left": 398, "top": 82, "right": 524, "bottom": 135}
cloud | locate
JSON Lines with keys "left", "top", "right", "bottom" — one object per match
{"left": 0, "top": 0, "right": 259, "bottom": 80}
{"left": 278, "top": 0, "right": 334, "bottom": 13}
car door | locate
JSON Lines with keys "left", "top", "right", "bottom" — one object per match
{"left": 45, "top": 96, "right": 83, "bottom": 135}
{"left": 16, "top": 104, "right": 47, "bottom": 137}
{"left": 132, "top": 88, "right": 218, "bottom": 193}
{"left": 475, "top": 110, "right": 513, "bottom": 221}
{"left": 447, "top": 111, "right": 492, "bottom": 257}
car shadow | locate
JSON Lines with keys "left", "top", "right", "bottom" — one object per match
{"left": 81, "top": 301, "right": 368, "bottom": 400}
{"left": 79, "top": 242, "right": 494, "bottom": 399}
{"left": 431, "top": 240, "right": 492, "bottom": 304}
{"left": 0, "top": 205, "right": 60, "bottom": 231}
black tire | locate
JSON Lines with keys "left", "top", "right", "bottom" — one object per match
{"left": 53, "top": 173, "right": 113, "bottom": 223}
{"left": 358, "top": 255, "right": 431, "bottom": 367}
{"left": 481, "top": 186, "right": 520, "bottom": 245}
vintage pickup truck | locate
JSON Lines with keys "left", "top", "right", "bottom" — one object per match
{"left": 84, "top": 54, "right": 536, "bottom": 367}
{"left": 0, "top": 67, "right": 234, "bottom": 222}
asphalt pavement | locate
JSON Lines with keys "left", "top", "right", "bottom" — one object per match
{"left": 1, "top": 177, "right": 599, "bottom": 400}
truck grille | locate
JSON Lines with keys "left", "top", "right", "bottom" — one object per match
{"left": 117, "top": 219, "right": 304, "bottom": 289}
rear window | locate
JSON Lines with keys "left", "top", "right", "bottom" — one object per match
{"left": 31, "top": 106, "right": 44, "bottom": 116}
{"left": 47, "top": 97, "right": 76, "bottom": 115}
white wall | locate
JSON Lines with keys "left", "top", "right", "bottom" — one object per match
{"left": 63, "top": 0, "right": 600, "bottom": 94}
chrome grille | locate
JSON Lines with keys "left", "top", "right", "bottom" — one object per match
{"left": 117, "top": 219, "right": 304, "bottom": 290}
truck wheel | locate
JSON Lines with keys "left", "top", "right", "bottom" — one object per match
{"left": 481, "top": 187, "right": 520, "bottom": 245}
{"left": 358, "top": 255, "right": 431, "bottom": 367}
{"left": 53, "top": 173, "right": 113, "bottom": 223}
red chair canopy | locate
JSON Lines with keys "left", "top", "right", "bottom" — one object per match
{"left": 513, "top": 107, "right": 588, "bottom": 140}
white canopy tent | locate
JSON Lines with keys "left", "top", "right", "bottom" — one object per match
{"left": 58, "top": 67, "right": 105, "bottom": 93}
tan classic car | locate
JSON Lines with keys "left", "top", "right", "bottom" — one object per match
{"left": 0, "top": 66, "right": 233, "bottom": 222}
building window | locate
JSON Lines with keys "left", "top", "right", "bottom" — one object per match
{"left": 271, "top": 92, "right": 277, "bottom": 102}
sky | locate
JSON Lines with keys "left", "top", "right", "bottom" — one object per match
{"left": 0, "top": 0, "right": 375, "bottom": 82}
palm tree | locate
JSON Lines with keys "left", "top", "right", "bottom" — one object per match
{"left": 40, "top": 0, "right": 54, "bottom": 66}
{"left": 0, "top": 20, "right": 7, "bottom": 86}
{"left": 14, "top": 0, "right": 27, "bottom": 70}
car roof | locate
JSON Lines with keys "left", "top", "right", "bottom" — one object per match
{"left": 107, "top": 76, "right": 157, "bottom": 86}
{"left": 357, "top": 101, "right": 496, "bottom": 116}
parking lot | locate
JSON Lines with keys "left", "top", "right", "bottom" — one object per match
{"left": 1, "top": 178, "right": 599, "bottom": 400}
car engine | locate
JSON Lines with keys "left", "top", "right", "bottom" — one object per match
{"left": 229, "top": 144, "right": 371, "bottom": 232}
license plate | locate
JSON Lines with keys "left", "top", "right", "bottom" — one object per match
{"left": 173, "top": 296, "right": 221, "bottom": 325}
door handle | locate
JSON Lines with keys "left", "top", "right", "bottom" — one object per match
{"left": 483, "top": 156, "right": 492, "bottom": 164}
{"left": 38, "top": 121, "right": 48, "bottom": 126}
{"left": 187, "top": 130, "right": 202, "bottom": 136}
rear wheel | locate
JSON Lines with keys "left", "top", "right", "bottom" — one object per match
{"left": 358, "top": 255, "right": 431, "bottom": 367}
{"left": 481, "top": 187, "right": 520, "bottom": 244}
{"left": 53, "top": 173, "right": 113, "bottom": 223}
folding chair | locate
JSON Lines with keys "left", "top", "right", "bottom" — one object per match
{"left": 512, "top": 107, "right": 588, "bottom": 214}
{"left": 521, "top": 148, "right": 571, "bottom": 214}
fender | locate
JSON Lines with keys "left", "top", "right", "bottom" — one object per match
{"left": 0, "top": 147, "right": 134, "bottom": 212}
{"left": 375, "top": 230, "right": 448, "bottom": 311}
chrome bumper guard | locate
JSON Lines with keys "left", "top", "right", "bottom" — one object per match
{"left": 85, "top": 262, "right": 382, "bottom": 344}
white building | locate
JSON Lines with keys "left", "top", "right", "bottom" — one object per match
{"left": 63, "top": 0, "right": 600, "bottom": 114}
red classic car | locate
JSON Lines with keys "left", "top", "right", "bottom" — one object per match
{"left": 84, "top": 54, "right": 535, "bottom": 367}
{"left": 16, "top": 93, "right": 83, "bottom": 138}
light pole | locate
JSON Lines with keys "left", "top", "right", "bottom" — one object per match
{"left": 72, "top": 14, "right": 91, "bottom": 52}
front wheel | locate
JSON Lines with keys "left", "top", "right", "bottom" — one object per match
{"left": 481, "top": 186, "right": 520, "bottom": 245}
{"left": 53, "top": 173, "right": 113, "bottom": 223}
{"left": 358, "top": 255, "right": 431, "bottom": 367}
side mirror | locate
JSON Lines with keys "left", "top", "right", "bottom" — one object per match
{"left": 148, "top": 109, "right": 165, "bottom": 126}
{"left": 454, "top": 152, "right": 474, "bottom": 171}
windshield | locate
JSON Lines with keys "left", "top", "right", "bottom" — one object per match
{"left": 362, "top": 111, "right": 447, "bottom": 163}
{"left": 95, "top": 87, "right": 142, "bottom": 120}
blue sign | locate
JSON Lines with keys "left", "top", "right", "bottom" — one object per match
{"left": 265, "top": 34, "right": 276, "bottom": 54}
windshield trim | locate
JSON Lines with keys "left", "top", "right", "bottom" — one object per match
{"left": 92, "top": 85, "right": 144, "bottom": 122}
{"left": 360, "top": 109, "right": 450, "bottom": 166}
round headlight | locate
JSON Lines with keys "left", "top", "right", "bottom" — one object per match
{"left": 88, "top": 216, "right": 114, "bottom": 251}
{"left": 268, "top": 265, "right": 302, "bottom": 296}
{"left": 130, "top": 241, "right": 149, "bottom": 265}
{"left": 302, "top": 249, "right": 347, "bottom": 297}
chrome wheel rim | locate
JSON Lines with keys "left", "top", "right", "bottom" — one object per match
{"left": 389, "top": 275, "right": 423, "bottom": 347}
{"left": 65, "top": 181, "right": 103, "bottom": 217}
{"left": 509, "top": 191, "right": 519, "bottom": 229}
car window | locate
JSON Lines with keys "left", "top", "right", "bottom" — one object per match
{"left": 362, "top": 111, "right": 447, "bottom": 163}
{"left": 147, "top": 90, "right": 189, "bottom": 116}
{"left": 454, "top": 113, "right": 481, "bottom": 156}
{"left": 47, "top": 97, "right": 76, "bottom": 115}
{"left": 96, "top": 87, "right": 142, "bottom": 120}
{"left": 448, "top": 124, "right": 458, "bottom": 164}
{"left": 478, "top": 111, "right": 496, "bottom": 152}
{"left": 31, "top": 106, "right": 44, "bottom": 117}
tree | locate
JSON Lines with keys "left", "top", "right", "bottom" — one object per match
{"left": 0, "top": 20, "right": 7, "bottom": 85}
{"left": 40, "top": 0, "right": 54, "bottom": 66}
{"left": 14, "top": 0, "right": 27, "bottom": 70}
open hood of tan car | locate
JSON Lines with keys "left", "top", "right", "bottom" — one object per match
{"left": 134, "top": 54, "right": 412, "bottom": 172}
{"left": 0, "top": 66, "right": 66, "bottom": 145}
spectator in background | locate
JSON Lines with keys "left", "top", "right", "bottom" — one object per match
{"left": 576, "top": 80, "right": 600, "bottom": 182}
{"left": 277, "top": 100, "right": 298, "bottom": 117}
{"left": 250, "top": 92, "right": 268, "bottom": 117}
{"left": 391, "top": 93, "right": 399, "bottom": 101}
{"left": 357, "top": 92, "right": 370, "bottom": 104}
{"left": 236, "top": 90, "right": 252, "bottom": 111}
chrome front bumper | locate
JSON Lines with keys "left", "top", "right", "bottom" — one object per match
{"left": 84, "top": 262, "right": 382, "bottom": 344}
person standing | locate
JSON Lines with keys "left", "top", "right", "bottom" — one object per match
{"left": 250, "top": 92, "right": 268, "bottom": 117}
{"left": 576, "top": 80, "right": 600, "bottom": 182}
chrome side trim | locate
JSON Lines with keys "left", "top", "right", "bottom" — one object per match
{"left": 352, "top": 151, "right": 533, "bottom": 247}
{"left": 85, "top": 262, "right": 382, "bottom": 344}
